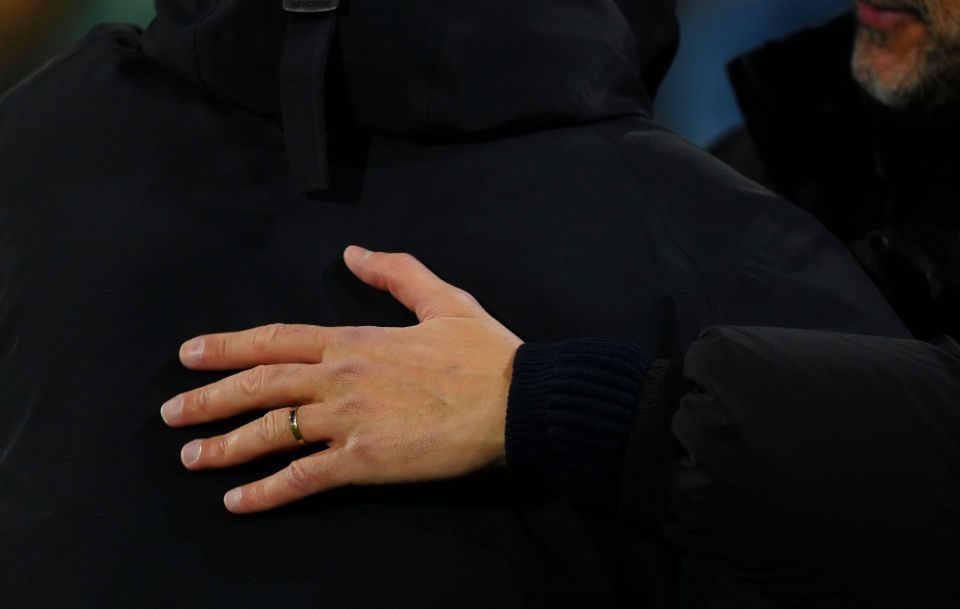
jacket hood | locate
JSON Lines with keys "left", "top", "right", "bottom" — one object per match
{"left": 142, "top": 1, "right": 677, "bottom": 192}
{"left": 143, "top": 0, "right": 678, "bottom": 134}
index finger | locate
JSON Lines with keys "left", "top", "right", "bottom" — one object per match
{"left": 180, "top": 323, "right": 329, "bottom": 370}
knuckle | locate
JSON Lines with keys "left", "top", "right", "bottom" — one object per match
{"left": 330, "top": 359, "right": 367, "bottom": 387}
{"left": 386, "top": 252, "right": 416, "bottom": 271}
{"left": 193, "top": 387, "right": 211, "bottom": 415}
{"left": 248, "top": 481, "right": 270, "bottom": 506}
{"left": 239, "top": 365, "right": 267, "bottom": 396}
{"left": 210, "top": 435, "right": 231, "bottom": 459}
{"left": 284, "top": 460, "right": 311, "bottom": 493}
{"left": 333, "top": 395, "right": 370, "bottom": 418}
{"left": 341, "top": 325, "right": 380, "bottom": 345}
{"left": 326, "top": 327, "right": 378, "bottom": 360}
{"left": 455, "top": 289, "right": 479, "bottom": 307}
{"left": 256, "top": 409, "right": 287, "bottom": 444}
{"left": 252, "top": 323, "right": 285, "bottom": 354}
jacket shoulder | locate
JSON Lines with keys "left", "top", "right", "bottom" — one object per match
{"left": 1, "top": 24, "right": 142, "bottom": 115}
{"left": 0, "top": 24, "right": 184, "bottom": 193}
{"left": 595, "top": 118, "right": 780, "bottom": 307}
{"left": 708, "top": 126, "right": 768, "bottom": 186}
{"left": 597, "top": 118, "right": 907, "bottom": 337}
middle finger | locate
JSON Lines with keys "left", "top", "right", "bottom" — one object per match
{"left": 162, "top": 364, "right": 317, "bottom": 427}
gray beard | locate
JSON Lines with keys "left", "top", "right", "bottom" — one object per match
{"left": 853, "top": 24, "right": 960, "bottom": 111}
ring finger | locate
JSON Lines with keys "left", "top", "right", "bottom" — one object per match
{"left": 180, "top": 403, "right": 340, "bottom": 470}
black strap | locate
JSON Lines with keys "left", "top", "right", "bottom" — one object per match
{"left": 280, "top": 1, "right": 339, "bottom": 193}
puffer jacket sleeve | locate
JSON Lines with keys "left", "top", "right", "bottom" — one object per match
{"left": 656, "top": 327, "right": 960, "bottom": 607}
{"left": 506, "top": 328, "right": 960, "bottom": 607}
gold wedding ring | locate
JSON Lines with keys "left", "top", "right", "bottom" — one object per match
{"left": 289, "top": 406, "right": 307, "bottom": 447}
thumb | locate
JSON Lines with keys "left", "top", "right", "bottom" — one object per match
{"left": 343, "top": 246, "right": 486, "bottom": 322}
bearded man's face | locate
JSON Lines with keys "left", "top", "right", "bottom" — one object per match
{"left": 852, "top": 0, "right": 960, "bottom": 110}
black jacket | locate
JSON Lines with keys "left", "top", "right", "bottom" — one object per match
{"left": 713, "top": 15, "right": 960, "bottom": 340}
{"left": 503, "top": 17, "right": 960, "bottom": 606}
{"left": 507, "top": 329, "right": 960, "bottom": 608}
{"left": 0, "top": 2, "right": 907, "bottom": 608}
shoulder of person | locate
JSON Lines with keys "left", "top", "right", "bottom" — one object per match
{"left": 1, "top": 24, "right": 143, "bottom": 120}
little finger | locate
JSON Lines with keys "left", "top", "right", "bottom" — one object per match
{"left": 223, "top": 449, "right": 354, "bottom": 513}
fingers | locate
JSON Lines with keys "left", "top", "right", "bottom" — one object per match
{"left": 161, "top": 364, "right": 316, "bottom": 426}
{"left": 180, "top": 403, "right": 343, "bottom": 471}
{"left": 180, "top": 323, "right": 330, "bottom": 370}
{"left": 165, "top": 356, "right": 386, "bottom": 428}
{"left": 223, "top": 449, "right": 351, "bottom": 514}
{"left": 343, "top": 246, "right": 486, "bottom": 322}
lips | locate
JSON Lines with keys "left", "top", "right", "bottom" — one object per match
{"left": 856, "top": 1, "right": 925, "bottom": 29}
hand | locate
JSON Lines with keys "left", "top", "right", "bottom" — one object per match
{"left": 161, "top": 247, "right": 523, "bottom": 513}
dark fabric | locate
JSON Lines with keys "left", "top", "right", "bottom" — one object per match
{"left": 280, "top": 9, "right": 338, "bottom": 192}
{"left": 0, "top": 2, "right": 909, "bottom": 608}
{"left": 718, "top": 14, "right": 960, "bottom": 340}
{"left": 507, "top": 327, "right": 960, "bottom": 609}
{"left": 505, "top": 340, "right": 650, "bottom": 506}
{"left": 509, "top": 328, "right": 960, "bottom": 607}
{"left": 141, "top": 0, "right": 678, "bottom": 190}
{"left": 617, "top": 359, "right": 681, "bottom": 528}
{"left": 664, "top": 327, "right": 960, "bottom": 607}
{"left": 141, "top": 0, "right": 678, "bottom": 136}
{"left": 499, "top": 14, "right": 960, "bottom": 605}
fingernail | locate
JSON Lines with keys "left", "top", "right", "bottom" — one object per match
{"left": 180, "top": 440, "right": 202, "bottom": 467}
{"left": 160, "top": 395, "right": 183, "bottom": 424}
{"left": 224, "top": 487, "right": 242, "bottom": 511}
{"left": 346, "top": 245, "right": 372, "bottom": 260}
{"left": 181, "top": 338, "right": 204, "bottom": 364}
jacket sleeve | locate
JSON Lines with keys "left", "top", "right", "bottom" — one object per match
{"left": 506, "top": 328, "right": 960, "bottom": 607}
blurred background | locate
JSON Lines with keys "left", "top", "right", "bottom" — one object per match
{"left": 0, "top": 0, "right": 847, "bottom": 148}
{"left": 655, "top": 0, "right": 847, "bottom": 145}
{"left": 0, "top": 0, "right": 153, "bottom": 90}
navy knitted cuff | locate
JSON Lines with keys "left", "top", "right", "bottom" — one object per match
{"left": 505, "top": 339, "right": 651, "bottom": 507}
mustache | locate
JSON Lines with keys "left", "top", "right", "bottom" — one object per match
{"left": 859, "top": 0, "right": 933, "bottom": 23}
